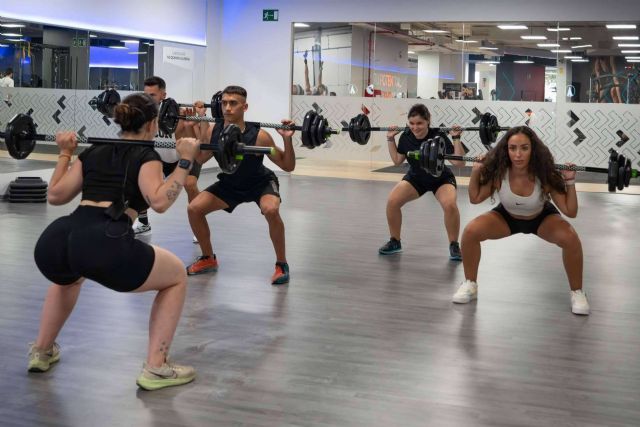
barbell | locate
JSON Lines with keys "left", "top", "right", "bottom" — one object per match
{"left": 407, "top": 136, "right": 638, "bottom": 193}
{"left": 344, "top": 113, "right": 508, "bottom": 147}
{"left": 0, "top": 113, "right": 274, "bottom": 174}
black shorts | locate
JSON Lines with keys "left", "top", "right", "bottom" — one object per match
{"left": 403, "top": 172, "right": 457, "bottom": 197}
{"left": 189, "top": 161, "right": 202, "bottom": 178}
{"left": 492, "top": 201, "right": 560, "bottom": 235}
{"left": 205, "top": 176, "right": 281, "bottom": 213}
{"left": 162, "top": 160, "right": 178, "bottom": 177}
{"left": 34, "top": 206, "right": 155, "bottom": 292}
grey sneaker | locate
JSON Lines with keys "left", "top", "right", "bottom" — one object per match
{"left": 28, "top": 342, "right": 61, "bottom": 372}
{"left": 133, "top": 223, "right": 152, "bottom": 236}
{"left": 379, "top": 238, "right": 402, "bottom": 255}
{"left": 449, "top": 241, "right": 462, "bottom": 261}
{"left": 136, "top": 359, "right": 196, "bottom": 391}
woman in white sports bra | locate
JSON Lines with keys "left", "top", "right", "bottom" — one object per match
{"left": 451, "top": 126, "right": 589, "bottom": 315}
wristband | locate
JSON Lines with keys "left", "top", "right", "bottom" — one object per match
{"left": 58, "top": 154, "right": 71, "bottom": 161}
{"left": 564, "top": 179, "right": 575, "bottom": 186}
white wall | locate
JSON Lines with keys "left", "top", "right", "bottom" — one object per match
{"left": 153, "top": 41, "right": 207, "bottom": 104}
{"left": 0, "top": 0, "right": 207, "bottom": 45}
{"left": 417, "top": 53, "right": 440, "bottom": 99}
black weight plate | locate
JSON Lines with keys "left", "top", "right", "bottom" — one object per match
{"left": 218, "top": 124, "right": 242, "bottom": 174}
{"left": 309, "top": 113, "right": 322, "bottom": 148}
{"left": 158, "top": 98, "right": 181, "bottom": 135}
{"left": 488, "top": 114, "right": 499, "bottom": 143}
{"left": 420, "top": 140, "right": 430, "bottom": 172}
{"left": 5, "top": 113, "right": 37, "bottom": 159}
{"left": 356, "top": 114, "right": 371, "bottom": 145}
{"left": 348, "top": 115, "right": 357, "bottom": 143}
{"left": 608, "top": 150, "right": 619, "bottom": 192}
{"left": 624, "top": 158, "right": 632, "bottom": 187}
{"left": 300, "top": 110, "right": 316, "bottom": 149}
{"left": 210, "top": 91, "right": 223, "bottom": 120}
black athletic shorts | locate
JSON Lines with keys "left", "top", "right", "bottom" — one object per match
{"left": 492, "top": 201, "right": 560, "bottom": 235}
{"left": 34, "top": 206, "right": 155, "bottom": 292}
{"left": 403, "top": 171, "right": 457, "bottom": 197}
{"left": 205, "top": 176, "right": 281, "bottom": 213}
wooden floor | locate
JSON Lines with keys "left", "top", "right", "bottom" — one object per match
{"left": 1, "top": 170, "right": 640, "bottom": 426}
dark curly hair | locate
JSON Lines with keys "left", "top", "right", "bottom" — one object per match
{"left": 479, "top": 126, "right": 566, "bottom": 197}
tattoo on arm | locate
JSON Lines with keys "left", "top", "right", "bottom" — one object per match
{"left": 166, "top": 180, "right": 183, "bottom": 201}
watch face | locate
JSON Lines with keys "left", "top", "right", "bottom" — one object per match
{"left": 179, "top": 159, "right": 191, "bottom": 169}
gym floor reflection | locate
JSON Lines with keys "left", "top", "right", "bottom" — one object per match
{"left": 1, "top": 170, "right": 639, "bottom": 426}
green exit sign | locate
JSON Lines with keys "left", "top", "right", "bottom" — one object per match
{"left": 263, "top": 9, "right": 279, "bottom": 21}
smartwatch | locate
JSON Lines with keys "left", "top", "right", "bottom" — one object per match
{"left": 178, "top": 158, "right": 192, "bottom": 171}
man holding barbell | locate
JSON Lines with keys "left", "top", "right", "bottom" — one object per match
{"left": 186, "top": 85, "right": 296, "bottom": 285}
{"left": 133, "top": 76, "right": 202, "bottom": 240}
{"left": 451, "top": 126, "right": 589, "bottom": 315}
{"left": 380, "top": 103, "right": 466, "bottom": 260}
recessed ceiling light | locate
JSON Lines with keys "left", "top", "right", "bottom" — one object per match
{"left": 571, "top": 44, "right": 592, "bottom": 49}
{"left": 480, "top": 60, "right": 500, "bottom": 64}
{"left": 538, "top": 43, "right": 560, "bottom": 47}
{"left": 89, "top": 34, "right": 97, "bottom": 38}
{"left": 548, "top": 27, "right": 571, "bottom": 32}
{"left": 5, "top": 38, "right": 26, "bottom": 42}
{"left": 424, "top": 29, "right": 448, "bottom": 33}
{"left": 551, "top": 49, "right": 572, "bottom": 53}
{"left": 121, "top": 40, "right": 138, "bottom": 43}
{"left": 571, "top": 59, "right": 589, "bottom": 62}
{"left": 564, "top": 56, "right": 583, "bottom": 59}
{"left": 127, "top": 51, "right": 147, "bottom": 55}
{"left": 0, "top": 23, "right": 25, "bottom": 28}
{"left": 408, "top": 50, "right": 415, "bottom": 54}
{"left": 613, "top": 36, "right": 639, "bottom": 40}
{"left": 454, "top": 39, "right": 478, "bottom": 43}
{"left": 570, "top": 37, "right": 582, "bottom": 40}
{"left": 619, "top": 44, "right": 640, "bottom": 47}
{"left": 627, "top": 59, "right": 640, "bottom": 62}
{"left": 497, "top": 25, "right": 528, "bottom": 30}
{"left": 621, "top": 50, "right": 640, "bottom": 53}
{"left": 108, "top": 45, "right": 128, "bottom": 49}
{"left": 1, "top": 32, "right": 22, "bottom": 37}
{"left": 0, "top": 43, "right": 8, "bottom": 47}
{"left": 478, "top": 47, "right": 499, "bottom": 50}
{"left": 521, "top": 35, "right": 547, "bottom": 40}
{"left": 294, "top": 23, "right": 310, "bottom": 28}
{"left": 514, "top": 60, "right": 534, "bottom": 63}
{"left": 607, "top": 24, "right": 637, "bottom": 29}
{"left": 625, "top": 56, "right": 640, "bottom": 59}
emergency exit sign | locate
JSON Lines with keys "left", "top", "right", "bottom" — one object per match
{"left": 263, "top": 9, "right": 279, "bottom": 21}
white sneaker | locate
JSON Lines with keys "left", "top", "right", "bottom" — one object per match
{"left": 452, "top": 279, "right": 478, "bottom": 304}
{"left": 571, "top": 289, "right": 590, "bottom": 315}
{"left": 192, "top": 235, "right": 198, "bottom": 244}
{"left": 133, "top": 222, "right": 152, "bottom": 236}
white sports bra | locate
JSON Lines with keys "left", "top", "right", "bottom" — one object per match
{"left": 497, "top": 170, "right": 546, "bottom": 217}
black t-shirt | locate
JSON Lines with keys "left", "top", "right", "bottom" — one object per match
{"left": 396, "top": 128, "right": 455, "bottom": 181}
{"left": 211, "top": 123, "right": 274, "bottom": 191}
{"left": 78, "top": 144, "right": 161, "bottom": 213}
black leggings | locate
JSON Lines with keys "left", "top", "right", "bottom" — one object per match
{"left": 492, "top": 202, "right": 560, "bottom": 235}
{"left": 34, "top": 206, "right": 155, "bottom": 292}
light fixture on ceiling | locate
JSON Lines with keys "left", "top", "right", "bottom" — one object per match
{"left": 127, "top": 51, "right": 147, "bottom": 55}
{"left": 571, "top": 59, "right": 589, "bottom": 62}
{"left": 408, "top": 50, "right": 416, "bottom": 54}
{"left": 497, "top": 25, "right": 528, "bottom": 30}
{"left": 551, "top": 49, "right": 572, "bottom": 53}
{"left": 606, "top": 24, "right": 637, "bottom": 29}
{"left": 621, "top": 50, "right": 640, "bottom": 53}
{"left": 5, "top": 38, "right": 26, "bottom": 42}
{"left": 571, "top": 44, "right": 592, "bottom": 49}
{"left": 108, "top": 45, "right": 128, "bottom": 49}
{"left": 613, "top": 36, "right": 639, "bottom": 40}
{"left": 424, "top": 29, "right": 448, "bottom": 33}
{"left": 294, "top": 23, "right": 310, "bottom": 28}
{"left": 564, "top": 56, "right": 583, "bottom": 59}
{"left": 537, "top": 43, "right": 560, "bottom": 47}
{"left": 478, "top": 46, "right": 499, "bottom": 50}
{"left": 0, "top": 43, "right": 8, "bottom": 47}
{"left": 454, "top": 38, "right": 478, "bottom": 43}
{"left": 121, "top": 39, "right": 138, "bottom": 43}
{"left": 89, "top": 34, "right": 97, "bottom": 38}
{"left": 0, "top": 23, "right": 25, "bottom": 28}
{"left": 569, "top": 37, "right": 582, "bottom": 40}
{"left": 619, "top": 44, "right": 640, "bottom": 47}
{"left": 625, "top": 56, "right": 640, "bottom": 59}
{"left": 1, "top": 32, "right": 22, "bottom": 37}
{"left": 521, "top": 35, "right": 547, "bottom": 40}
{"left": 548, "top": 27, "right": 571, "bottom": 32}
{"left": 480, "top": 60, "right": 500, "bottom": 64}
{"left": 514, "top": 59, "right": 534, "bottom": 63}
{"left": 627, "top": 59, "right": 640, "bottom": 62}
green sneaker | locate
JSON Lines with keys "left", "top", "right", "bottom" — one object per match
{"left": 136, "top": 359, "right": 196, "bottom": 391}
{"left": 28, "top": 342, "right": 61, "bottom": 372}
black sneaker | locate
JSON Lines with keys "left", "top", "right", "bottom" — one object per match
{"left": 449, "top": 241, "right": 462, "bottom": 261}
{"left": 379, "top": 238, "right": 402, "bottom": 255}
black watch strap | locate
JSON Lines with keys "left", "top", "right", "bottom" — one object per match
{"left": 178, "top": 158, "right": 192, "bottom": 170}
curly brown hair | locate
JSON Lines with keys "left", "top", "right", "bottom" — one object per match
{"left": 479, "top": 126, "right": 566, "bottom": 196}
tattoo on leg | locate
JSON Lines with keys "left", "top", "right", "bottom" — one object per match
{"left": 167, "top": 180, "right": 183, "bottom": 201}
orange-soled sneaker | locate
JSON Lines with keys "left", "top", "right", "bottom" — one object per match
{"left": 186, "top": 255, "right": 218, "bottom": 275}
{"left": 271, "top": 262, "right": 290, "bottom": 285}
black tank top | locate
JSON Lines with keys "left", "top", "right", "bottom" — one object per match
{"left": 211, "top": 123, "right": 274, "bottom": 190}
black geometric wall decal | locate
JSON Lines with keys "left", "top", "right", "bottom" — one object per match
{"left": 26, "top": 108, "right": 34, "bottom": 116}
{"left": 102, "top": 115, "right": 111, "bottom": 126}
{"left": 57, "top": 95, "right": 66, "bottom": 110}
{"left": 472, "top": 107, "right": 482, "bottom": 123}
{"left": 4, "top": 100, "right": 11, "bottom": 107}
{"left": 78, "top": 125, "right": 86, "bottom": 138}
{"left": 52, "top": 110, "right": 61, "bottom": 124}
{"left": 616, "top": 130, "right": 629, "bottom": 143}
{"left": 567, "top": 110, "right": 579, "bottom": 127}
{"left": 573, "top": 128, "right": 586, "bottom": 145}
